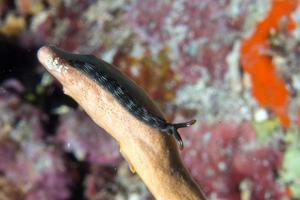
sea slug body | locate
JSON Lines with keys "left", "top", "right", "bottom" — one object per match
{"left": 46, "top": 46, "right": 196, "bottom": 149}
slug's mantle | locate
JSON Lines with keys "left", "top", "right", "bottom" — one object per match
{"left": 37, "top": 46, "right": 206, "bottom": 200}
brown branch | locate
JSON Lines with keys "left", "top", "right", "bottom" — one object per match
{"left": 37, "top": 46, "right": 206, "bottom": 200}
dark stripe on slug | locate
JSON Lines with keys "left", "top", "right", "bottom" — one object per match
{"left": 69, "top": 59, "right": 195, "bottom": 149}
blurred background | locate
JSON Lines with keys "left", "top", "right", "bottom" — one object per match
{"left": 0, "top": 0, "right": 300, "bottom": 199}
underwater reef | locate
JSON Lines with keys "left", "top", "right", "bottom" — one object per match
{"left": 1, "top": 0, "right": 300, "bottom": 199}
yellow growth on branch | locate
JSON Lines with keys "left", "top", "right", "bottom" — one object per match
{"left": 37, "top": 46, "right": 206, "bottom": 200}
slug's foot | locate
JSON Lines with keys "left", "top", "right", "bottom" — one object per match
{"left": 167, "top": 119, "right": 196, "bottom": 150}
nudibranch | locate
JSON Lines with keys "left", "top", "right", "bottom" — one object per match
{"left": 38, "top": 46, "right": 196, "bottom": 149}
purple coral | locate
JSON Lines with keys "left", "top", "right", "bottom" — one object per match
{"left": 0, "top": 87, "right": 71, "bottom": 200}
{"left": 181, "top": 122, "right": 286, "bottom": 199}
{"left": 125, "top": 0, "right": 253, "bottom": 82}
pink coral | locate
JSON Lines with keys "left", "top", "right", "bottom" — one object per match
{"left": 182, "top": 122, "right": 285, "bottom": 199}
{"left": 0, "top": 86, "right": 44, "bottom": 140}
{"left": 125, "top": 0, "right": 252, "bottom": 82}
{"left": 0, "top": 88, "right": 71, "bottom": 200}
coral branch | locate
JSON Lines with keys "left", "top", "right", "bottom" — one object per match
{"left": 37, "top": 46, "right": 206, "bottom": 200}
